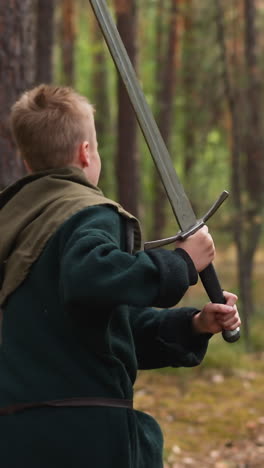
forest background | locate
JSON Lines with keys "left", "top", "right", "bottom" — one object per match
{"left": 1, "top": 1, "right": 264, "bottom": 466}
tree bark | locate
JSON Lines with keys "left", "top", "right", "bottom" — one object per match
{"left": 181, "top": 0, "right": 197, "bottom": 211}
{"left": 60, "top": 0, "right": 76, "bottom": 86}
{"left": 115, "top": 0, "right": 139, "bottom": 217}
{"left": 0, "top": 0, "right": 36, "bottom": 189}
{"left": 215, "top": 0, "right": 264, "bottom": 348}
{"left": 90, "top": 15, "right": 111, "bottom": 194}
{"left": 35, "top": 0, "right": 55, "bottom": 84}
{"left": 215, "top": 0, "right": 250, "bottom": 343}
{"left": 241, "top": 0, "right": 264, "bottom": 322}
{"left": 152, "top": 0, "right": 178, "bottom": 239}
{"left": 244, "top": 0, "right": 264, "bottom": 206}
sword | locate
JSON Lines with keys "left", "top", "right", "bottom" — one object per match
{"left": 89, "top": 0, "right": 240, "bottom": 343}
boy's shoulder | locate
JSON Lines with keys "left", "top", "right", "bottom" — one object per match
{"left": 0, "top": 172, "right": 142, "bottom": 306}
{"left": 58, "top": 203, "right": 141, "bottom": 258}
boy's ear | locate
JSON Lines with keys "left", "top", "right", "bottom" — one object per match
{"left": 79, "top": 141, "right": 90, "bottom": 168}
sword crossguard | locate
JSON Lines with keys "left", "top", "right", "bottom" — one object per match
{"left": 144, "top": 191, "right": 229, "bottom": 250}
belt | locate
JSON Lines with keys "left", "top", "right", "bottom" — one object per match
{"left": 0, "top": 397, "right": 133, "bottom": 415}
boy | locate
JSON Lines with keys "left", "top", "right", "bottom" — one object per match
{"left": 0, "top": 85, "right": 240, "bottom": 467}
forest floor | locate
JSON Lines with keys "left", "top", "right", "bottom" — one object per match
{"left": 134, "top": 354, "right": 264, "bottom": 468}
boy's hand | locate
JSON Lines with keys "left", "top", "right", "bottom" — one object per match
{"left": 175, "top": 226, "right": 215, "bottom": 272}
{"left": 192, "top": 291, "right": 241, "bottom": 335}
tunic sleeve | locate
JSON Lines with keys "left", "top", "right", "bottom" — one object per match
{"left": 129, "top": 306, "right": 211, "bottom": 370}
{"left": 59, "top": 205, "right": 198, "bottom": 310}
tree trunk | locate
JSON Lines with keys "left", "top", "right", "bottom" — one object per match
{"left": 240, "top": 0, "right": 264, "bottom": 329}
{"left": 35, "top": 0, "right": 55, "bottom": 84}
{"left": 0, "top": 0, "right": 36, "bottom": 189}
{"left": 182, "top": 0, "right": 197, "bottom": 210}
{"left": 90, "top": 15, "right": 111, "bottom": 194}
{"left": 152, "top": 0, "right": 178, "bottom": 239}
{"left": 114, "top": 0, "right": 139, "bottom": 217}
{"left": 215, "top": 0, "right": 250, "bottom": 343}
{"left": 60, "top": 0, "right": 75, "bottom": 86}
{"left": 215, "top": 0, "right": 264, "bottom": 348}
{"left": 244, "top": 0, "right": 264, "bottom": 206}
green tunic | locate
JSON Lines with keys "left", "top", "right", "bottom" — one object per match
{"left": 0, "top": 168, "right": 210, "bottom": 468}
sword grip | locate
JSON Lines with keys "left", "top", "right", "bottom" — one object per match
{"left": 199, "top": 264, "right": 240, "bottom": 343}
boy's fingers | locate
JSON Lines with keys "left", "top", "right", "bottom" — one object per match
{"left": 222, "top": 320, "right": 241, "bottom": 331}
{"left": 217, "top": 305, "right": 239, "bottom": 316}
{"left": 226, "top": 298, "right": 238, "bottom": 308}
{"left": 201, "top": 225, "right": 208, "bottom": 234}
{"left": 212, "top": 303, "right": 235, "bottom": 314}
{"left": 216, "top": 306, "right": 241, "bottom": 329}
{"left": 221, "top": 315, "right": 240, "bottom": 329}
{"left": 222, "top": 291, "right": 238, "bottom": 307}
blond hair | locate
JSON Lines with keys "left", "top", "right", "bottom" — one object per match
{"left": 10, "top": 84, "right": 95, "bottom": 171}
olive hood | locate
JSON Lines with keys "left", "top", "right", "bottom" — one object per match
{"left": 0, "top": 166, "right": 141, "bottom": 306}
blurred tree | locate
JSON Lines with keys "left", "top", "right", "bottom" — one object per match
{"left": 90, "top": 14, "right": 112, "bottom": 194}
{"left": 114, "top": 0, "right": 139, "bottom": 217}
{"left": 0, "top": 0, "right": 36, "bottom": 189}
{"left": 152, "top": 0, "right": 179, "bottom": 239}
{"left": 60, "top": 0, "right": 76, "bottom": 86}
{"left": 35, "top": 0, "right": 55, "bottom": 84}
{"left": 181, "top": 0, "right": 196, "bottom": 204}
{"left": 215, "top": 0, "right": 264, "bottom": 346}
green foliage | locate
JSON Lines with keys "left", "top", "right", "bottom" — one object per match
{"left": 74, "top": 8, "right": 93, "bottom": 97}
{"left": 53, "top": 0, "right": 237, "bottom": 236}
{"left": 52, "top": 0, "right": 264, "bottom": 232}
